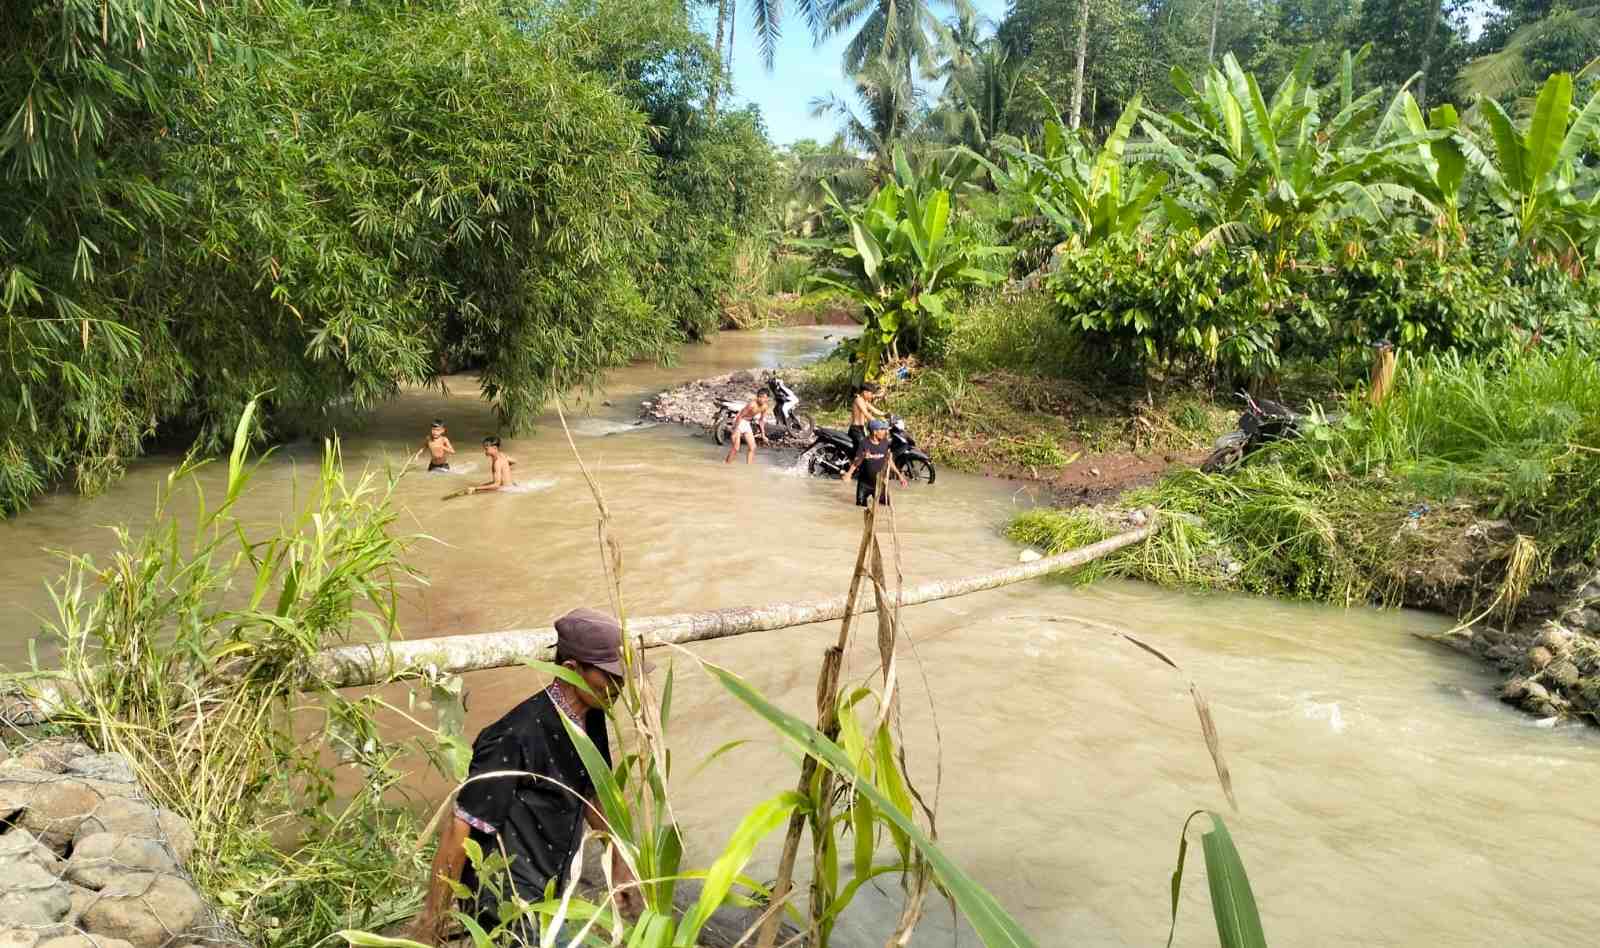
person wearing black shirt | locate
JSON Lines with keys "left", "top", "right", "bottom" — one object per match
{"left": 408, "top": 608, "right": 648, "bottom": 944}
{"left": 843, "top": 418, "right": 907, "bottom": 507}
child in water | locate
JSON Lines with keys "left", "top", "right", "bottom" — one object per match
{"left": 466, "top": 436, "right": 516, "bottom": 495}
{"left": 723, "top": 391, "right": 770, "bottom": 465}
{"left": 425, "top": 420, "right": 455, "bottom": 472}
{"left": 848, "top": 383, "right": 886, "bottom": 458}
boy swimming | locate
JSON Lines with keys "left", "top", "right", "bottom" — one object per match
{"left": 465, "top": 436, "right": 515, "bottom": 495}
{"left": 425, "top": 420, "right": 455, "bottom": 472}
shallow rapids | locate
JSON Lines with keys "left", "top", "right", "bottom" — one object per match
{"left": 2, "top": 327, "right": 1595, "bottom": 945}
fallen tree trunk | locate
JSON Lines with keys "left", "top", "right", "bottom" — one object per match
{"left": 314, "top": 515, "right": 1158, "bottom": 688}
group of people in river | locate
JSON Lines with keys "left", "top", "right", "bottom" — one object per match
{"left": 721, "top": 382, "right": 907, "bottom": 507}
{"left": 401, "top": 389, "right": 913, "bottom": 941}
{"left": 423, "top": 420, "right": 517, "bottom": 495}
{"left": 424, "top": 376, "right": 909, "bottom": 507}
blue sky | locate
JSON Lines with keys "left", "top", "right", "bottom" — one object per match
{"left": 703, "top": 1, "right": 1011, "bottom": 146}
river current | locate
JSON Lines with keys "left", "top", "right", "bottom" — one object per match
{"left": 2, "top": 327, "right": 1595, "bottom": 945}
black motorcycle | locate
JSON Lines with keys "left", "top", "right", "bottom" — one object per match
{"left": 805, "top": 416, "right": 936, "bottom": 483}
{"left": 713, "top": 376, "right": 813, "bottom": 445}
{"left": 1201, "top": 393, "right": 1341, "bottom": 473}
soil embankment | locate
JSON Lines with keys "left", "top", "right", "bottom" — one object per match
{"left": 642, "top": 365, "right": 1222, "bottom": 503}
{"left": 644, "top": 363, "right": 1600, "bottom": 725}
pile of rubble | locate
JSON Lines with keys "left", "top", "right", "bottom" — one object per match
{"left": 640, "top": 369, "right": 814, "bottom": 447}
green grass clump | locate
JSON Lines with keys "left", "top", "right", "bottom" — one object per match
{"left": 1004, "top": 434, "right": 1076, "bottom": 468}
{"left": 1010, "top": 346, "right": 1600, "bottom": 610}
{"left": 939, "top": 289, "right": 1090, "bottom": 379}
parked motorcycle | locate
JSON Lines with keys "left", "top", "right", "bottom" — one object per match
{"left": 713, "top": 376, "right": 813, "bottom": 445}
{"left": 805, "top": 416, "right": 936, "bottom": 484}
{"left": 1201, "top": 393, "right": 1342, "bottom": 473}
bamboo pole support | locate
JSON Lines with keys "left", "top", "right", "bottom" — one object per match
{"left": 309, "top": 513, "right": 1160, "bottom": 689}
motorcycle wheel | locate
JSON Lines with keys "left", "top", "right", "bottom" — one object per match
{"left": 787, "top": 413, "right": 815, "bottom": 442}
{"left": 808, "top": 446, "right": 846, "bottom": 478}
{"left": 1201, "top": 442, "right": 1245, "bottom": 474}
{"left": 901, "top": 457, "right": 936, "bottom": 484}
{"left": 713, "top": 413, "right": 731, "bottom": 445}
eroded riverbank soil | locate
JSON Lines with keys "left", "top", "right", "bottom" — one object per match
{"left": 642, "top": 366, "right": 1220, "bottom": 503}
{"left": 645, "top": 364, "right": 1600, "bottom": 725}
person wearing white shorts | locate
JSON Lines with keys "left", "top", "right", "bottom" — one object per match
{"left": 723, "top": 391, "right": 769, "bottom": 464}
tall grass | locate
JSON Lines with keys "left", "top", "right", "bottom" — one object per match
{"left": 1012, "top": 347, "right": 1600, "bottom": 609}
{"left": 934, "top": 288, "right": 1088, "bottom": 379}
{"left": 25, "top": 401, "right": 442, "bottom": 947}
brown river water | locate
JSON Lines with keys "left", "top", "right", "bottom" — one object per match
{"left": 3, "top": 327, "right": 1597, "bottom": 945}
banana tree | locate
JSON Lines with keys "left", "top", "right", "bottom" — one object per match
{"left": 1467, "top": 71, "right": 1600, "bottom": 264}
{"left": 990, "top": 95, "right": 1167, "bottom": 248}
{"left": 800, "top": 146, "right": 1008, "bottom": 379}
{"left": 1141, "top": 53, "right": 1428, "bottom": 252}
{"left": 1385, "top": 94, "right": 1470, "bottom": 240}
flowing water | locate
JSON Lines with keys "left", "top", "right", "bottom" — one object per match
{"left": 2, "top": 327, "right": 1596, "bottom": 946}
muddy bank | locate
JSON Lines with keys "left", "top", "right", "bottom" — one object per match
{"left": 646, "top": 364, "right": 1600, "bottom": 725}
{"left": 1475, "top": 565, "right": 1600, "bottom": 722}
{"left": 643, "top": 365, "right": 1219, "bottom": 504}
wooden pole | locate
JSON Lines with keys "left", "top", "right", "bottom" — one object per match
{"left": 1369, "top": 341, "right": 1396, "bottom": 406}
{"left": 311, "top": 515, "right": 1160, "bottom": 689}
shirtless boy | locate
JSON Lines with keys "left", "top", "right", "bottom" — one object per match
{"left": 723, "top": 391, "right": 770, "bottom": 465}
{"left": 424, "top": 420, "right": 455, "bottom": 472}
{"left": 466, "top": 436, "right": 515, "bottom": 495}
{"left": 848, "top": 384, "right": 886, "bottom": 457}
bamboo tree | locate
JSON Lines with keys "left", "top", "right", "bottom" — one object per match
{"left": 1071, "top": 0, "right": 1091, "bottom": 128}
{"left": 710, "top": 0, "right": 729, "bottom": 117}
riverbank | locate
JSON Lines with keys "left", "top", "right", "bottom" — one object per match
{"left": 643, "top": 345, "right": 1600, "bottom": 725}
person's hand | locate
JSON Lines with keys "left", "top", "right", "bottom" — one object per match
{"left": 899, "top": 475, "right": 909, "bottom": 487}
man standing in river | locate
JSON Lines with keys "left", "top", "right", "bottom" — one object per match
{"left": 848, "top": 383, "right": 886, "bottom": 458}
{"left": 465, "top": 436, "right": 514, "bottom": 495}
{"left": 843, "top": 418, "right": 906, "bottom": 507}
{"left": 408, "top": 608, "right": 644, "bottom": 944}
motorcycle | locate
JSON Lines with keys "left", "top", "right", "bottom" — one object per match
{"left": 713, "top": 376, "right": 813, "bottom": 445}
{"left": 1201, "top": 393, "right": 1342, "bottom": 473}
{"left": 805, "top": 416, "right": 936, "bottom": 484}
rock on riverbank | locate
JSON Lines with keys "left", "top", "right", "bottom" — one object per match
{"left": 0, "top": 740, "right": 230, "bottom": 948}
{"left": 1479, "top": 565, "right": 1600, "bottom": 722}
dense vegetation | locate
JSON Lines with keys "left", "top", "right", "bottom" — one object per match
{"left": 1, "top": 0, "right": 778, "bottom": 515}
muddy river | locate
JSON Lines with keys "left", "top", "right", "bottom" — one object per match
{"left": 2, "top": 328, "right": 1596, "bottom": 945}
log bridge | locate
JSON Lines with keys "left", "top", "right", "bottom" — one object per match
{"left": 315, "top": 515, "right": 1158, "bottom": 689}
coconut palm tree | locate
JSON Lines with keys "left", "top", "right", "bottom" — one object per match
{"left": 824, "top": 0, "right": 974, "bottom": 84}
{"left": 931, "top": 39, "right": 1030, "bottom": 155}
{"left": 745, "top": 0, "right": 832, "bottom": 68}
{"left": 809, "top": 58, "right": 922, "bottom": 171}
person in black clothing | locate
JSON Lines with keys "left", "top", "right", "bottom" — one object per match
{"left": 843, "top": 418, "right": 906, "bottom": 507}
{"left": 408, "top": 608, "right": 649, "bottom": 944}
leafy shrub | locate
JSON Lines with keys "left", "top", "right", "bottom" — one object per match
{"left": 1050, "top": 235, "right": 1284, "bottom": 384}
{"left": 645, "top": 106, "right": 781, "bottom": 340}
